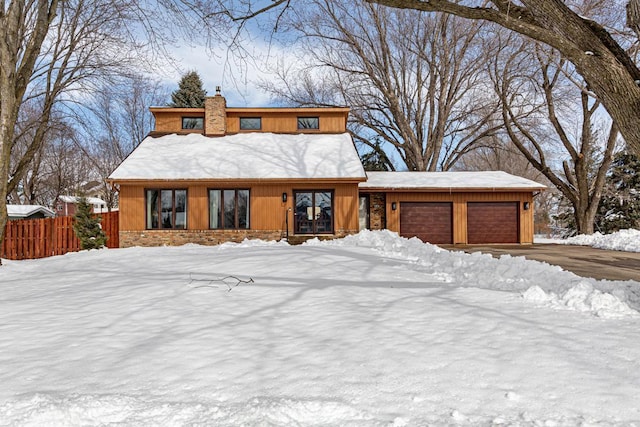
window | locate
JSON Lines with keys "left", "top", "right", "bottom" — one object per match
{"left": 239, "top": 117, "right": 261, "bottom": 130}
{"left": 359, "top": 195, "right": 370, "bottom": 231}
{"left": 182, "top": 117, "right": 204, "bottom": 130}
{"left": 297, "top": 117, "right": 319, "bottom": 130}
{"left": 209, "top": 189, "right": 250, "bottom": 229}
{"left": 294, "top": 190, "right": 333, "bottom": 234}
{"left": 146, "top": 189, "right": 187, "bottom": 229}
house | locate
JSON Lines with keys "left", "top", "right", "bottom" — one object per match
{"left": 55, "top": 196, "right": 109, "bottom": 216}
{"left": 108, "top": 91, "right": 545, "bottom": 247}
{"left": 7, "top": 205, "right": 56, "bottom": 221}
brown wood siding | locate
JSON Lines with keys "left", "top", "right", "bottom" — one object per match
{"left": 152, "top": 109, "right": 347, "bottom": 134}
{"left": 118, "top": 185, "right": 145, "bottom": 231}
{"left": 116, "top": 181, "right": 359, "bottom": 235}
{"left": 385, "top": 191, "right": 535, "bottom": 244}
{"left": 467, "top": 202, "right": 519, "bottom": 244}
{"left": 226, "top": 111, "right": 347, "bottom": 134}
{"left": 400, "top": 202, "right": 453, "bottom": 244}
{"left": 153, "top": 111, "right": 205, "bottom": 133}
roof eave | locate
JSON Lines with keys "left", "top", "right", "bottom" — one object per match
{"left": 359, "top": 186, "right": 547, "bottom": 192}
{"left": 108, "top": 177, "right": 367, "bottom": 185}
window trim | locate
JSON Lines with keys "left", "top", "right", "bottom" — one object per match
{"left": 181, "top": 116, "right": 204, "bottom": 130}
{"left": 239, "top": 117, "right": 262, "bottom": 131}
{"left": 293, "top": 189, "right": 334, "bottom": 235}
{"left": 209, "top": 188, "right": 251, "bottom": 230}
{"left": 145, "top": 188, "right": 188, "bottom": 230}
{"left": 297, "top": 116, "right": 320, "bottom": 130}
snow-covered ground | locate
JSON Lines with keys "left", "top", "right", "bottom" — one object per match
{"left": 1, "top": 231, "right": 640, "bottom": 426}
{"left": 536, "top": 228, "right": 640, "bottom": 252}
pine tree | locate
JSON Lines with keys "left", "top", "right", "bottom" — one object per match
{"left": 73, "top": 197, "right": 107, "bottom": 250}
{"left": 360, "top": 142, "right": 392, "bottom": 171}
{"left": 594, "top": 152, "right": 640, "bottom": 233}
{"left": 170, "top": 71, "right": 207, "bottom": 107}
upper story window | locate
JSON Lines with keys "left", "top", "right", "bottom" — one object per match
{"left": 297, "top": 117, "right": 319, "bottom": 130}
{"left": 239, "top": 117, "right": 262, "bottom": 130}
{"left": 182, "top": 117, "right": 204, "bottom": 130}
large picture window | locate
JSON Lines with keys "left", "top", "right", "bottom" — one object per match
{"left": 146, "top": 189, "right": 187, "bottom": 229}
{"left": 294, "top": 190, "right": 333, "bottom": 234}
{"left": 209, "top": 189, "right": 250, "bottom": 229}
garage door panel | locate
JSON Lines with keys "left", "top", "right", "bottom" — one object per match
{"left": 400, "top": 202, "right": 452, "bottom": 244}
{"left": 467, "top": 202, "right": 519, "bottom": 244}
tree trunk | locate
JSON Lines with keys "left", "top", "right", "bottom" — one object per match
{"left": 574, "top": 201, "right": 597, "bottom": 235}
{"left": 0, "top": 84, "right": 19, "bottom": 264}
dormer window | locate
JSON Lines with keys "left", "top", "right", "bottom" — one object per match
{"left": 298, "top": 117, "right": 319, "bottom": 130}
{"left": 239, "top": 117, "right": 262, "bottom": 130}
{"left": 182, "top": 117, "right": 204, "bottom": 130}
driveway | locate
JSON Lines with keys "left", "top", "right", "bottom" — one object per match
{"left": 444, "top": 244, "right": 640, "bottom": 282}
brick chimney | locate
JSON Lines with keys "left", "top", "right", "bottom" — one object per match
{"left": 204, "top": 86, "right": 226, "bottom": 136}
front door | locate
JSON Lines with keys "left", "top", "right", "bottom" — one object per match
{"left": 294, "top": 190, "right": 334, "bottom": 234}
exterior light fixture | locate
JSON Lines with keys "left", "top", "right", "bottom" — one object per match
{"left": 523, "top": 202, "right": 530, "bottom": 210}
{"left": 282, "top": 192, "right": 288, "bottom": 203}
{"left": 391, "top": 202, "right": 397, "bottom": 211}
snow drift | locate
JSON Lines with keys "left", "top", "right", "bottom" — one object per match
{"left": 1, "top": 231, "right": 640, "bottom": 426}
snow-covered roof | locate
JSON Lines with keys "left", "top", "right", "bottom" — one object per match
{"left": 7, "top": 204, "right": 55, "bottom": 218}
{"left": 360, "top": 171, "right": 546, "bottom": 191}
{"left": 59, "top": 196, "right": 107, "bottom": 205}
{"left": 108, "top": 133, "right": 366, "bottom": 181}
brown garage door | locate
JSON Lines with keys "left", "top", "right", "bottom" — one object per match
{"left": 467, "top": 202, "right": 519, "bottom": 244}
{"left": 400, "top": 202, "right": 453, "bottom": 244}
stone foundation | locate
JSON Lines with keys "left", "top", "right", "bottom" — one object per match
{"left": 119, "top": 229, "right": 357, "bottom": 248}
{"left": 369, "top": 193, "right": 386, "bottom": 230}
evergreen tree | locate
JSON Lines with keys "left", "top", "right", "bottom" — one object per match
{"left": 73, "top": 197, "right": 107, "bottom": 250}
{"left": 170, "top": 71, "right": 207, "bottom": 107}
{"left": 594, "top": 152, "right": 640, "bottom": 233}
{"left": 360, "top": 142, "right": 392, "bottom": 171}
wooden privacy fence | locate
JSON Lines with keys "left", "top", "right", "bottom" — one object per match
{"left": 1, "top": 211, "right": 119, "bottom": 260}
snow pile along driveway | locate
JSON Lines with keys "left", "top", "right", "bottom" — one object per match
{"left": 314, "top": 231, "right": 639, "bottom": 318}
{"left": 1, "top": 231, "right": 640, "bottom": 426}
{"left": 562, "top": 228, "right": 640, "bottom": 253}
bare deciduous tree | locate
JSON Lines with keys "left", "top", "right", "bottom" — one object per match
{"left": 262, "top": 1, "right": 500, "bottom": 171}
{"left": 367, "top": 0, "right": 640, "bottom": 158}
{"left": 491, "top": 33, "right": 620, "bottom": 234}
{"left": 0, "top": 0, "right": 215, "bottom": 253}
{"left": 75, "top": 75, "right": 168, "bottom": 210}
{"left": 8, "top": 107, "right": 91, "bottom": 207}
{"left": 215, "top": 0, "right": 640, "bottom": 157}
{"left": 0, "top": 0, "right": 144, "bottom": 252}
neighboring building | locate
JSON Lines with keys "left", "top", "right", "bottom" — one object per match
{"left": 108, "top": 91, "right": 545, "bottom": 247}
{"left": 56, "top": 196, "right": 109, "bottom": 216}
{"left": 7, "top": 205, "right": 56, "bottom": 221}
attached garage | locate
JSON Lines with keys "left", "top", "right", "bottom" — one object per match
{"left": 400, "top": 202, "right": 453, "bottom": 244}
{"left": 359, "top": 171, "right": 546, "bottom": 245}
{"left": 467, "top": 202, "right": 519, "bottom": 244}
